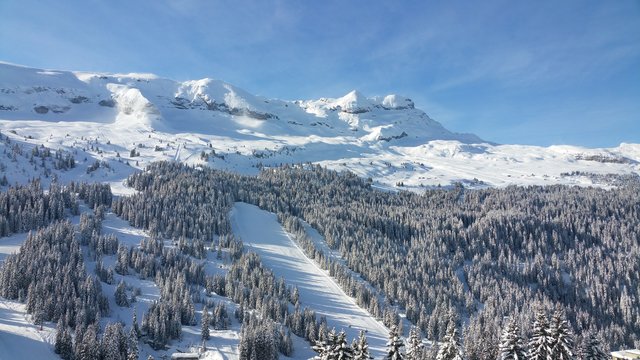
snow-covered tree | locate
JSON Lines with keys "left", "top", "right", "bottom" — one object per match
{"left": 406, "top": 326, "right": 424, "bottom": 360}
{"left": 436, "top": 316, "right": 463, "bottom": 360}
{"left": 334, "top": 330, "right": 354, "bottom": 359}
{"left": 498, "top": 317, "right": 526, "bottom": 360}
{"left": 549, "top": 310, "right": 574, "bottom": 360}
{"left": 313, "top": 328, "right": 339, "bottom": 360}
{"left": 55, "top": 319, "right": 73, "bottom": 360}
{"left": 354, "top": 330, "right": 373, "bottom": 360}
{"left": 528, "top": 310, "right": 552, "bottom": 360}
{"left": 202, "top": 305, "right": 210, "bottom": 341}
{"left": 115, "top": 280, "right": 130, "bottom": 307}
{"left": 127, "top": 327, "right": 139, "bottom": 360}
{"left": 549, "top": 309, "right": 574, "bottom": 360}
{"left": 578, "top": 331, "right": 608, "bottom": 360}
{"left": 386, "top": 325, "right": 405, "bottom": 360}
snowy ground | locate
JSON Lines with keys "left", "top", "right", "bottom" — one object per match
{"left": 230, "top": 202, "right": 389, "bottom": 358}
{"left": 0, "top": 298, "right": 57, "bottom": 360}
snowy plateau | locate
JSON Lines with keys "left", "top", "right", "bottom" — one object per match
{"left": 0, "top": 61, "right": 639, "bottom": 360}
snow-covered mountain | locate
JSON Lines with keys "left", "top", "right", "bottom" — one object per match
{"left": 1, "top": 61, "right": 638, "bottom": 191}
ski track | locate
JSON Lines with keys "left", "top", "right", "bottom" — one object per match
{"left": 230, "top": 202, "right": 389, "bottom": 358}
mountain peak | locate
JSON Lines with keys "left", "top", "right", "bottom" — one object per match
{"left": 0, "top": 62, "right": 483, "bottom": 144}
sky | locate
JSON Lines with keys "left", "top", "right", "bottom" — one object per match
{"left": 0, "top": 0, "right": 638, "bottom": 147}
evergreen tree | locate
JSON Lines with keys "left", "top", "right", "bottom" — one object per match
{"left": 132, "top": 310, "right": 140, "bottom": 338}
{"left": 76, "top": 324, "right": 100, "bottom": 360}
{"left": 312, "top": 328, "right": 338, "bottom": 360}
{"left": 498, "top": 317, "right": 526, "bottom": 360}
{"left": 386, "top": 325, "right": 405, "bottom": 360}
{"left": 202, "top": 306, "right": 211, "bottom": 341}
{"left": 549, "top": 310, "right": 574, "bottom": 360}
{"left": 55, "top": 318, "right": 65, "bottom": 355}
{"left": 127, "top": 327, "right": 139, "bottom": 360}
{"left": 354, "top": 330, "right": 373, "bottom": 360}
{"left": 334, "top": 329, "right": 354, "bottom": 359}
{"left": 579, "top": 332, "right": 608, "bottom": 360}
{"left": 528, "top": 310, "right": 553, "bottom": 360}
{"left": 55, "top": 319, "right": 74, "bottom": 360}
{"left": 406, "top": 326, "right": 424, "bottom": 360}
{"left": 436, "top": 316, "right": 463, "bottom": 360}
{"left": 115, "top": 280, "right": 130, "bottom": 307}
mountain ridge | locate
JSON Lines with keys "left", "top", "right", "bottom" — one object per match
{"left": 0, "top": 61, "right": 638, "bottom": 191}
{"left": 0, "top": 62, "right": 482, "bottom": 145}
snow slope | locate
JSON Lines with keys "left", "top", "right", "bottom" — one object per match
{"left": 3, "top": 62, "right": 637, "bottom": 192}
{"left": 0, "top": 299, "right": 57, "bottom": 360}
{"left": 230, "top": 203, "right": 389, "bottom": 358}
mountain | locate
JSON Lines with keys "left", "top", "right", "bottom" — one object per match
{"left": 0, "top": 61, "right": 638, "bottom": 191}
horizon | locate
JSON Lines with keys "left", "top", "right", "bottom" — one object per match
{"left": 1, "top": 0, "right": 639, "bottom": 147}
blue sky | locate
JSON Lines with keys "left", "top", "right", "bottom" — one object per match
{"left": 1, "top": 0, "right": 638, "bottom": 147}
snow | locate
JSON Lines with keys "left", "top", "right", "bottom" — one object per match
{"left": 230, "top": 202, "right": 389, "bottom": 358}
{"left": 0, "top": 62, "right": 637, "bottom": 194}
{"left": 0, "top": 61, "right": 639, "bottom": 359}
{"left": 0, "top": 232, "right": 27, "bottom": 264}
{"left": 0, "top": 298, "right": 57, "bottom": 360}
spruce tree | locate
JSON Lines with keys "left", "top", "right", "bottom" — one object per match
{"left": 528, "top": 310, "right": 552, "bottom": 360}
{"left": 436, "top": 316, "right": 463, "bottom": 360}
{"left": 386, "top": 325, "right": 405, "bottom": 360}
{"left": 55, "top": 318, "right": 65, "bottom": 355}
{"left": 579, "top": 332, "right": 608, "bottom": 360}
{"left": 312, "top": 327, "right": 337, "bottom": 360}
{"left": 127, "top": 327, "right": 139, "bottom": 360}
{"left": 354, "top": 330, "right": 373, "bottom": 360}
{"left": 132, "top": 310, "right": 140, "bottom": 338}
{"left": 498, "top": 317, "right": 526, "bottom": 360}
{"left": 406, "top": 326, "right": 424, "bottom": 360}
{"left": 334, "top": 329, "right": 354, "bottom": 359}
{"left": 202, "top": 306, "right": 211, "bottom": 341}
{"left": 549, "top": 310, "right": 574, "bottom": 360}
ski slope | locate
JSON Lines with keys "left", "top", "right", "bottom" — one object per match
{"left": 230, "top": 202, "right": 389, "bottom": 358}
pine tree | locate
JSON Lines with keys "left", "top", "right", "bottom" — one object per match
{"left": 76, "top": 324, "right": 100, "bottom": 360}
{"left": 312, "top": 327, "right": 337, "bottom": 360}
{"left": 498, "top": 317, "right": 526, "bottom": 360}
{"left": 549, "top": 310, "right": 574, "bottom": 360}
{"left": 436, "top": 316, "right": 463, "bottom": 360}
{"left": 55, "top": 320, "right": 74, "bottom": 360}
{"left": 115, "top": 280, "right": 129, "bottom": 307}
{"left": 55, "top": 318, "right": 65, "bottom": 354}
{"left": 528, "top": 310, "right": 552, "bottom": 360}
{"left": 60, "top": 328, "right": 74, "bottom": 360}
{"left": 579, "top": 332, "right": 608, "bottom": 360}
{"left": 127, "top": 326, "right": 139, "bottom": 360}
{"left": 202, "top": 306, "right": 211, "bottom": 341}
{"left": 334, "top": 329, "right": 354, "bottom": 359}
{"left": 354, "top": 330, "right": 373, "bottom": 360}
{"left": 386, "top": 325, "right": 405, "bottom": 360}
{"left": 406, "top": 326, "right": 424, "bottom": 360}
{"left": 132, "top": 310, "right": 140, "bottom": 338}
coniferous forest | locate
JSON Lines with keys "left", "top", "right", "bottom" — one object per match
{"left": 1, "top": 161, "right": 639, "bottom": 359}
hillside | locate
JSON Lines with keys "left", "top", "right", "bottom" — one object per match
{"left": 1, "top": 62, "right": 638, "bottom": 191}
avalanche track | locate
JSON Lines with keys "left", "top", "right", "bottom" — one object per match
{"left": 230, "top": 202, "right": 389, "bottom": 358}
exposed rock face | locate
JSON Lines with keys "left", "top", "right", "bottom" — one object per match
{"left": 98, "top": 99, "right": 115, "bottom": 107}
{"left": 34, "top": 105, "right": 49, "bottom": 114}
